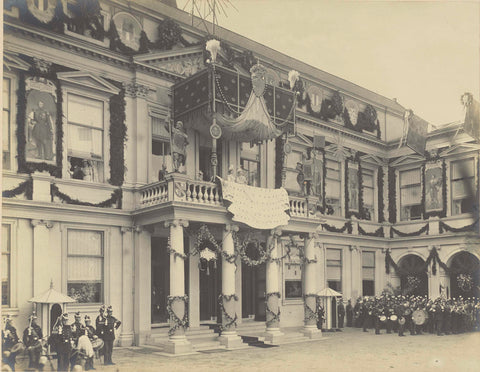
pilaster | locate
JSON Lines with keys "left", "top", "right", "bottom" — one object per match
{"left": 31, "top": 219, "right": 54, "bottom": 296}
{"left": 303, "top": 232, "right": 321, "bottom": 339}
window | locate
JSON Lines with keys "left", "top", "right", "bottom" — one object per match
{"left": 151, "top": 115, "right": 172, "bottom": 180}
{"left": 67, "top": 230, "right": 104, "bottom": 303}
{"left": 3, "top": 78, "right": 11, "bottom": 170}
{"left": 240, "top": 142, "right": 260, "bottom": 187}
{"left": 284, "top": 240, "right": 303, "bottom": 299}
{"left": 400, "top": 169, "right": 422, "bottom": 220}
{"left": 327, "top": 248, "right": 342, "bottom": 292}
{"left": 325, "top": 160, "right": 341, "bottom": 216}
{"left": 2, "top": 225, "right": 11, "bottom": 307}
{"left": 362, "top": 251, "right": 375, "bottom": 296}
{"left": 362, "top": 169, "right": 374, "bottom": 220}
{"left": 451, "top": 159, "right": 476, "bottom": 215}
{"left": 67, "top": 94, "right": 104, "bottom": 182}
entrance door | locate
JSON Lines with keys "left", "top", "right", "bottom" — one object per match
{"left": 199, "top": 259, "right": 221, "bottom": 321}
{"left": 151, "top": 237, "right": 169, "bottom": 324}
{"left": 241, "top": 263, "right": 266, "bottom": 321}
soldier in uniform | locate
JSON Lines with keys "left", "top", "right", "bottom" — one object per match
{"left": 346, "top": 299, "right": 353, "bottom": 327}
{"left": 52, "top": 313, "right": 73, "bottom": 372}
{"left": 395, "top": 301, "right": 406, "bottom": 337}
{"left": 103, "top": 306, "right": 121, "bottom": 365}
{"left": 71, "top": 311, "right": 85, "bottom": 346}
{"left": 435, "top": 299, "right": 445, "bottom": 336}
{"left": 96, "top": 305, "right": 106, "bottom": 339}
{"left": 83, "top": 315, "right": 96, "bottom": 371}
{"left": 353, "top": 298, "right": 362, "bottom": 328}
{"left": 337, "top": 299, "right": 345, "bottom": 329}
{"left": 23, "top": 314, "right": 43, "bottom": 369}
{"left": 2, "top": 316, "right": 20, "bottom": 371}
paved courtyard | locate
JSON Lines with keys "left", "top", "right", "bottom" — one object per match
{"left": 17, "top": 328, "right": 480, "bottom": 372}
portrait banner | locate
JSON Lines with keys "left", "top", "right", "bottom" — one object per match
{"left": 424, "top": 163, "right": 444, "bottom": 213}
{"left": 25, "top": 76, "right": 57, "bottom": 164}
{"left": 347, "top": 163, "right": 359, "bottom": 212}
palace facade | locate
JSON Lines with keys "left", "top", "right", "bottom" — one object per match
{"left": 3, "top": 0, "right": 479, "bottom": 353}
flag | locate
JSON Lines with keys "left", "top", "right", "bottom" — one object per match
{"left": 404, "top": 110, "right": 429, "bottom": 156}
{"left": 462, "top": 93, "right": 480, "bottom": 141}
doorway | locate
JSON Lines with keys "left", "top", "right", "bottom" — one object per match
{"left": 151, "top": 237, "right": 169, "bottom": 324}
{"left": 199, "top": 259, "right": 221, "bottom": 321}
{"left": 241, "top": 263, "right": 266, "bottom": 321}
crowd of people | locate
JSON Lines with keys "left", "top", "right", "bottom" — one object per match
{"left": 2, "top": 305, "right": 121, "bottom": 372}
{"left": 339, "top": 294, "right": 480, "bottom": 336}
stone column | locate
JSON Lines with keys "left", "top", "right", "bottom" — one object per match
{"left": 264, "top": 228, "right": 284, "bottom": 343}
{"left": 31, "top": 219, "right": 54, "bottom": 296}
{"left": 219, "top": 224, "right": 243, "bottom": 348}
{"left": 118, "top": 226, "right": 136, "bottom": 346}
{"left": 303, "top": 233, "right": 321, "bottom": 338}
{"left": 164, "top": 219, "right": 192, "bottom": 354}
{"left": 350, "top": 246, "right": 362, "bottom": 300}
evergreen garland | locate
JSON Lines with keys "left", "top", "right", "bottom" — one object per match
{"left": 321, "top": 221, "right": 352, "bottom": 234}
{"left": 378, "top": 166, "right": 385, "bottom": 223}
{"left": 156, "top": 17, "right": 183, "bottom": 50}
{"left": 358, "top": 224, "right": 384, "bottom": 238}
{"left": 265, "top": 292, "right": 281, "bottom": 327}
{"left": 303, "top": 293, "right": 319, "bottom": 323}
{"left": 2, "top": 179, "right": 33, "bottom": 199}
{"left": 390, "top": 223, "right": 429, "bottom": 238}
{"left": 13, "top": 0, "right": 65, "bottom": 34}
{"left": 51, "top": 184, "right": 122, "bottom": 208}
{"left": 108, "top": 86, "right": 127, "bottom": 186}
{"left": 275, "top": 135, "right": 285, "bottom": 189}
{"left": 166, "top": 295, "right": 189, "bottom": 336}
{"left": 388, "top": 166, "right": 397, "bottom": 223}
{"left": 108, "top": 20, "right": 137, "bottom": 55}
{"left": 65, "top": 0, "right": 104, "bottom": 40}
{"left": 439, "top": 219, "right": 479, "bottom": 234}
{"left": 218, "top": 294, "right": 238, "bottom": 332}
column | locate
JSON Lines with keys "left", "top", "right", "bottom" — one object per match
{"left": 31, "top": 219, "right": 54, "bottom": 296}
{"left": 303, "top": 233, "right": 322, "bottom": 338}
{"left": 133, "top": 227, "right": 151, "bottom": 346}
{"left": 164, "top": 219, "right": 192, "bottom": 354}
{"left": 264, "top": 228, "right": 284, "bottom": 343}
{"left": 218, "top": 224, "right": 243, "bottom": 348}
{"left": 188, "top": 240, "right": 200, "bottom": 328}
{"left": 350, "top": 246, "right": 362, "bottom": 300}
{"left": 118, "top": 227, "right": 135, "bottom": 346}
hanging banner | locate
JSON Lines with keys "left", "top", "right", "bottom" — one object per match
{"left": 424, "top": 163, "right": 443, "bottom": 213}
{"left": 462, "top": 93, "right": 480, "bottom": 141}
{"left": 405, "top": 111, "right": 429, "bottom": 156}
{"left": 347, "top": 162, "right": 359, "bottom": 212}
{"left": 219, "top": 177, "right": 290, "bottom": 230}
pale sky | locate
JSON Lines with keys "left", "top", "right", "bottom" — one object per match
{"left": 177, "top": 0, "right": 480, "bottom": 126}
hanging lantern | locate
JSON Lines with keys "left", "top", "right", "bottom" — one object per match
{"left": 206, "top": 39, "right": 221, "bottom": 63}
{"left": 288, "top": 70, "right": 300, "bottom": 90}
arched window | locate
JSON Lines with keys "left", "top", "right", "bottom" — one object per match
{"left": 398, "top": 254, "right": 428, "bottom": 296}
{"left": 449, "top": 251, "right": 480, "bottom": 299}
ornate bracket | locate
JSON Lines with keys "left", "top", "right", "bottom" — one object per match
{"left": 30, "top": 219, "right": 54, "bottom": 229}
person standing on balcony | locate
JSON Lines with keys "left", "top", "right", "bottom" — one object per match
{"left": 171, "top": 121, "right": 188, "bottom": 173}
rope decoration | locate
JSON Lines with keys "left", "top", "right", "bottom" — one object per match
{"left": 218, "top": 294, "right": 239, "bottom": 332}
{"left": 166, "top": 295, "right": 189, "bottom": 336}
{"left": 51, "top": 184, "right": 122, "bottom": 208}
{"left": 303, "top": 294, "right": 319, "bottom": 323}
{"left": 265, "top": 292, "right": 281, "bottom": 327}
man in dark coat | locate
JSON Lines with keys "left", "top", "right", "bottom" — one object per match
{"left": 2, "top": 316, "right": 20, "bottom": 371}
{"left": 103, "top": 306, "right": 121, "bottom": 365}
{"left": 96, "top": 305, "right": 106, "bottom": 339}
{"left": 353, "top": 298, "right": 362, "bottom": 327}
{"left": 346, "top": 299, "right": 353, "bottom": 327}
{"left": 23, "top": 314, "right": 43, "bottom": 369}
{"left": 71, "top": 311, "right": 85, "bottom": 346}
{"left": 337, "top": 299, "right": 345, "bottom": 329}
{"left": 53, "top": 313, "right": 73, "bottom": 372}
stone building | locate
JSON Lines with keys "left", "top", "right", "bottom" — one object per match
{"left": 3, "top": 0, "right": 479, "bottom": 353}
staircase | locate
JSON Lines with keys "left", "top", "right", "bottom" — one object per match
{"left": 237, "top": 320, "right": 318, "bottom": 346}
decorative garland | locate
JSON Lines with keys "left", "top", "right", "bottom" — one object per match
{"left": 275, "top": 135, "right": 285, "bottom": 189}
{"left": 385, "top": 246, "right": 446, "bottom": 276}
{"left": 267, "top": 234, "right": 293, "bottom": 265}
{"left": 358, "top": 224, "right": 384, "bottom": 238}
{"left": 439, "top": 219, "right": 479, "bottom": 234}
{"left": 218, "top": 294, "right": 238, "bottom": 332}
{"left": 2, "top": 179, "right": 33, "bottom": 199}
{"left": 108, "top": 85, "right": 127, "bottom": 186}
{"left": 303, "top": 293, "right": 319, "bottom": 323}
{"left": 265, "top": 292, "right": 281, "bottom": 327}
{"left": 108, "top": 20, "right": 137, "bottom": 55}
{"left": 321, "top": 221, "right": 352, "bottom": 234}
{"left": 388, "top": 166, "right": 397, "bottom": 223}
{"left": 64, "top": 0, "right": 104, "bottom": 41}
{"left": 457, "top": 274, "right": 473, "bottom": 292}
{"left": 390, "top": 223, "right": 429, "bottom": 238}
{"left": 343, "top": 104, "right": 381, "bottom": 138}
{"left": 421, "top": 160, "right": 447, "bottom": 219}
{"left": 156, "top": 18, "right": 183, "bottom": 50}
{"left": 50, "top": 184, "right": 122, "bottom": 208}
{"left": 166, "top": 295, "right": 189, "bottom": 336}
{"left": 192, "top": 224, "right": 221, "bottom": 255}
{"left": 298, "top": 243, "right": 317, "bottom": 264}
{"left": 406, "top": 275, "right": 421, "bottom": 290}
{"left": 238, "top": 237, "right": 268, "bottom": 266}
{"left": 166, "top": 235, "right": 188, "bottom": 261}
{"left": 378, "top": 166, "right": 385, "bottom": 223}
{"left": 17, "top": 67, "right": 64, "bottom": 177}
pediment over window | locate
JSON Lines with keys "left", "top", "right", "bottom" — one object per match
{"left": 439, "top": 143, "right": 480, "bottom": 157}
{"left": 134, "top": 46, "right": 205, "bottom": 78}
{"left": 390, "top": 154, "right": 425, "bottom": 167}
{"left": 360, "top": 154, "right": 386, "bottom": 166}
{"left": 3, "top": 52, "right": 31, "bottom": 71}
{"left": 57, "top": 72, "right": 120, "bottom": 95}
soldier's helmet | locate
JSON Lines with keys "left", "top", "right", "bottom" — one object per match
{"left": 62, "top": 313, "right": 69, "bottom": 321}
{"left": 74, "top": 311, "right": 81, "bottom": 320}
{"left": 28, "top": 314, "right": 38, "bottom": 322}
{"left": 99, "top": 305, "right": 106, "bottom": 313}
{"left": 107, "top": 306, "right": 113, "bottom": 313}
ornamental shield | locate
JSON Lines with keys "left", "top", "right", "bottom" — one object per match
{"left": 250, "top": 64, "right": 267, "bottom": 97}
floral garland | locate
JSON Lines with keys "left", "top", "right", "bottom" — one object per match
{"left": 108, "top": 20, "right": 137, "bottom": 55}
{"left": 265, "top": 292, "right": 281, "bottom": 327}
{"left": 238, "top": 235, "right": 268, "bottom": 266}
{"left": 390, "top": 223, "right": 429, "bottom": 238}
{"left": 388, "top": 167, "right": 397, "bottom": 223}
{"left": 108, "top": 85, "right": 127, "bottom": 186}
{"left": 275, "top": 135, "right": 285, "bottom": 189}
{"left": 385, "top": 246, "right": 445, "bottom": 276}
{"left": 166, "top": 235, "right": 188, "bottom": 260}
{"left": 298, "top": 244, "right": 317, "bottom": 264}
{"left": 217, "top": 294, "right": 238, "bottom": 332}
{"left": 192, "top": 224, "right": 221, "bottom": 256}
{"left": 266, "top": 234, "right": 292, "bottom": 265}
{"left": 16, "top": 67, "right": 64, "bottom": 177}
{"left": 2, "top": 179, "right": 33, "bottom": 199}
{"left": 378, "top": 166, "right": 385, "bottom": 223}
{"left": 457, "top": 273, "right": 473, "bottom": 292}
{"left": 358, "top": 224, "right": 384, "bottom": 238}
{"left": 321, "top": 221, "right": 352, "bottom": 234}
{"left": 303, "top": 293, "right": 319, "bottom": 323}
{"left": 439, "top": 219, "right": 479, "bottom": 234}
{"left": 156, "top": 18, "right": 183, "bottom": 50}
{"left": 166, "top": 295, "right": 189, "bottom": 336}
{"left": 50, "top": 184, "right": 122, "bottom": 208}
{"left": 421, "top": 160, "right": 447, "bottom": 219}
{"left": 406, "top": 275, "right": 421, "bottom": 290}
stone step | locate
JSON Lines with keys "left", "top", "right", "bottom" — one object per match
{"left": 191, "top": 341, "right": 225, "bottom": 351}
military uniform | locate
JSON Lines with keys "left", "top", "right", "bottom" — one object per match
{"left": 52, "top": 314, "right": 73, "bottom": 372}
{"left": 23, "top": 315, "right": 43, "bottom": 369}
{"left": 346, "top": 300, "right": 353, "bottom": 327}
{"left": 337, "top": 301, "right": 345, "bottom": 329}
{"left": 2, "top": 318, "right": 19, "bottom": 371}
{"left": 84, "top": 315, "right": 97, "bottom": 371}
{"left": 103, "top": 306, "right": 121, "bottom": 365}
{"left": 71, "top": 312, "right": 85, "bottom": 346}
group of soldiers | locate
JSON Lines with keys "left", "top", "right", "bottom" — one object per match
{"left": 343, "top": 294, "right": 480, "bottom": 336}
{"left": 2, "top": 305, "right": 121, "bottom": 371}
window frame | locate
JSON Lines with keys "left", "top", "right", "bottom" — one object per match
{"left": 240, "top": 142, "right": 262, "bottom": 187}
{"left": 399, "top": 168, "right": 422, "bottom": 221}
{"left": 282, "top": 237, "right": 304, "bottom": 304}
{"left": 361, "top": 251, "right": 375, "bottom": 296}
{"left": 62, "top": 225, "right": 110, "bottom": 309}
{"left": 362, "top": 167, "right": 376, "bottom": 221}
{"left": 326, "top": 247, "right": 343, "bottom": 293}
{"left": 325, "top": 158, "right": 342, "bottom": 216}
{"left": 2, "top": 220, "right": 18, "bottom": 312}
{"left": 2, "top": 73, "right": 16, "bottom": 172}
{"left": 450, "top": 157, "right": 476, "bottom": 216}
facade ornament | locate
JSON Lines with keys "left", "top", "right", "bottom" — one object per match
{"left": 121, "top": 226, "right": 143, "bottom": 234}
{"left": 157, "top": 56, "right": 203, "bottom": 77}
{"left": 164, "top": 219, "right": 189, "bottom": 229}
{"left": 224, "top": 224, "right": 239, "bottom": 233}
{"left": 123, "top": 82, "right": 150, "bottom": 98}
{"left": 30, "top": 219, "right": 53, "bottom": 229}
{"left": 33, "top": 57, "right": 52, "bottom": 74}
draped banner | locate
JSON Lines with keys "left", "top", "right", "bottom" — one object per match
{"left": 405, "top": 111, "right": 429, "bottom": 156}
{"left": 219, "top": 177, "right": 290, "bottom": 229}
{"left": 462, "top": 93, "right": 480, "bottom": 141}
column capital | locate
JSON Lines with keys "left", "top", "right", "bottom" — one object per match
{"left": 123, "top": 82, "right": 151, "bottom": 98}
{"left": 164, "top": 219, "right": 189, "bottom": 229}
{"left": 270, "top": 227, "right": 283, "bottom": 237}
{"left": 382, "top": 248, "right": 391, "bottom": 254}
{"left": 307, "top": 231, "right": 320, "bottom": 240}
{"left": 349, "top": 245, "right": 359, "bottom": 252}
{"left": 31, "top": 219, "right": 53, "bottom": 229}
{"left": 224, "top": 224, "right": 239, "bottom": 233}
{"left": 121, "top": 225, "right": 144, "bottom": 234}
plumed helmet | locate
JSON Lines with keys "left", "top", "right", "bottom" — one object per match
{"left": 74, "top": 311, "right": 81, "bottom": 319}
{"left": 107, "top": 306, "right": 113, "bottom": 312}
{"left": 84, "top": 315, "right": 91, "bottom": 321}
{"left": 99, "top": 305, "right": 106, "bottom": 312}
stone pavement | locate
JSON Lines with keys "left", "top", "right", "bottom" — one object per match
{"left": 12, "top": 327, "right": 480, "bottom": 372}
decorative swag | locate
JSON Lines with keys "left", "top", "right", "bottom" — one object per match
{"left": 219, "top": 177, "right": 290, "bottom": 230}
